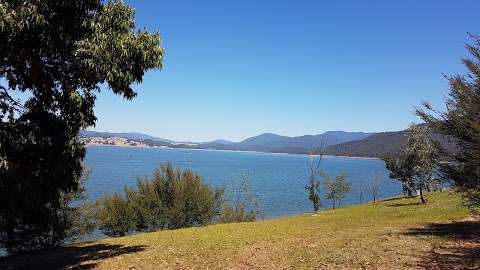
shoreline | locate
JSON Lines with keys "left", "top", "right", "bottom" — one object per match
{"left": 84, "top": 143, "right": 380, "bottom": 160}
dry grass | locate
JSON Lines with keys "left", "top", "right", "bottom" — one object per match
{"left": 2, "top": 191, "right": 478, "bottom": 269}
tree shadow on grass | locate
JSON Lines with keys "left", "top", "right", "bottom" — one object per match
{"left": 404, "top": 221, "right": 480, "bottom": 269}
{"left": 377, "top": 195, "right": 410, "bottom": 203}
{"left": 386, "top": 201, "right": 424, "bottom": 208}
{"left": 0, "top": 243, "right": 146, "bottom": 270}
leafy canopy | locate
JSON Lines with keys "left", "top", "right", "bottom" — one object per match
{"left": 417, "top": 34, "right": 480, "bottom": 211}
{"left": 383, "top": 124, "right": 437, "bottom": 203}
{"left": 0, "top": 0, "right": 163, "bottom": 253}
{"left": 323, "top": 172, "right": 351, "bottom": 209}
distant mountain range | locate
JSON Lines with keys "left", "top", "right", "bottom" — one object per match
{"left": 231, "top": 131, "right": 373, "bottom": 152}
{"left": 80, "top": 129, "right": 414, "bottom": 158}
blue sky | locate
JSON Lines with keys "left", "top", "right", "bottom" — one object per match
{"left": 92, "top": 0, "right": 479, "bottom": 142}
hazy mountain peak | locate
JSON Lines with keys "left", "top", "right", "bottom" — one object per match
{"left": 209, "top": 139, "right": 235, "bottom": 145}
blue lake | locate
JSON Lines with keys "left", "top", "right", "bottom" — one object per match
{"left": 85, "top": 146, "right": 402, "bottom": 218}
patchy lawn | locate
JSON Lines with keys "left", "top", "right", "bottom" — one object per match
{"left": 2, "top": 191, "right": 478, "bottom": 269}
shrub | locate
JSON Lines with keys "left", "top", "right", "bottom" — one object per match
{"left": 96, "top": 164, "right": 224, "bottom": 236}
{"left": 218, "top": 173, "right": 262, "bottom": 223}
{"left": 166, "top": 169, "right": 224, "bottom": 229}
{"left": 97, "top": 192, "right": 136, "bottom": 237}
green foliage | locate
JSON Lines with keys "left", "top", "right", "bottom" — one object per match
{"left": 218, "top": 205, "right": 256, "bottom": 223}
{"left": 305, "top": 153, "right": 352, "bottom": 211}
{"left": 384, "top": 154, "right": 415, "bottom": 197}
{"left": 54, "top": 168, "right": 96, "bottom": 243}
{"left": 126, "top": 178, "right": 166, "bottom": 232}
{"left": 0, "top": 0, "right": 163, "bottom": 253}
{"left": 323, "top": 173, "right": 351, "bottom": 209}
{"left": 219, "top": 174, "right": 262, "bottom": 223}
{"left": 67, "top": 200, "right": 97, "bottom": 241}
{"left": 165, "top": 168, "right": 224, "bottom": 229}
{"left": 97, "top": 164, "right": 224, "bottom": 236}
{"left": 384, "top": 124, "right": 438, "bottom": 203}
{"left": 0, "top": 167, "right": 96, "bottom": 253}
{"left": 417, "top": 34, "right": 480, "bottom": 213}
{"left": 97, "top": 192, "right": 136, "bottom": 237}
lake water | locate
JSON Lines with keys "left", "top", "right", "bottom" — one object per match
{"left": 0, "top": 146, "right": 402, "bottom": 255}
{"left": 84, "top": 146, "right": 402, "bottom": 218}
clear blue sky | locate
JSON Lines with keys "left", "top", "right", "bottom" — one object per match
{"left": 92, "top": 0, "right": 479, "bottom": 142}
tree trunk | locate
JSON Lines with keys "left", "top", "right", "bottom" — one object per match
{"left": 419, "top": 187, "right": 426, "bottom": 204}
{"left": 314, "top": 197, "right": 319, "bottom": 212}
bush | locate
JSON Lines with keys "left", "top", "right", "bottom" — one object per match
{"left": 97, "top": 192, "right": 136, "bottom": 237}
{"left": 218, "top": 174, "right": 262, "bottom": 223}
{"left": 218, "top": 204, "right": 257, "bottom": 223}
{"left": 96, "top": 164, "right": 224, "bottom": 236}
{"left": 54, "top": 169, "right": 97, "bottom": 243}
{"left": 166, "top": 169, "right": 224, "bottom": 229}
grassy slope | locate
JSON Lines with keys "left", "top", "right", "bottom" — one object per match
{"left": 2, "top": 191, "right": 477, "bottom": 269}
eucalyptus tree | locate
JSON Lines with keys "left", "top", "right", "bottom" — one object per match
{"left": 369, "top": 173, "right": 383, "bottom": 203}
{"left": 324, "top": 173, "right": 351, "bottom": 209}
{"left": 407, "top": 124, "right": 438, "bottom": 203}
{"left": 384, "top": 124, "right": 437, "bottom": 204}
{"left": 383, "top": 153, "right": 416, "bottom": 197}
{"left": 0, "top": 0, "right": 164, "bottom": 253}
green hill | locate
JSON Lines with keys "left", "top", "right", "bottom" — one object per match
{"left": 324, "top": 131, "right": 407, "bottom": 158}
{"left": 2, "top": 191, "right": 477, "bottom": 270}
